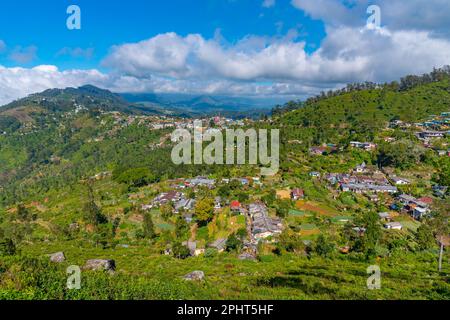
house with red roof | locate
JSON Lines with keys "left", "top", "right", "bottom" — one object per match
{"left": 230, "top": 200, "right": 241, "bottom": 212}
{"left": 417, "top": 197, "right": 433, "bottom": 205}
{"left": 291, "top": 188, "right": 304, "bottom": 200}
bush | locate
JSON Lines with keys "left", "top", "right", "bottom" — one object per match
{"left": 0, "top": 238, "right": 16, "bottom": 256}
{"left": 314, "top": 235, "right": 335, "bottom": 257}
{"left": 226, "top": 234, "right": 242, "bottom": 252}
{"left": 113, "top": 167, "right": 157, "bottom": 188}
{"left": 172, "top": 242, "right": 191, "bottom": 259}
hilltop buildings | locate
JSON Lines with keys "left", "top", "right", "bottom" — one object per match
{"left": 248, "top": 202, "right": 283, "bottom": 240}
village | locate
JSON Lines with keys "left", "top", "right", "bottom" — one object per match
{"left": 113, "top": 149, "right": 441, "bottom": 261}
{"left": 133, "top": 175, "right": 284, "bottom": 260}
{"left": 391, "top": 112, "right": 450, "bottom": 157}
{"left": 101, "top": 109, "right": 450, "bottom": 258}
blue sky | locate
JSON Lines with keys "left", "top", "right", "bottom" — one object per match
{"left": 0, "top": 0, "right": 325, "bottom": 70}
{"left": 0, "top": 0, "right": 450, "bottom": 105}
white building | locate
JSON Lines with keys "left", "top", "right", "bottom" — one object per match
{"left": 384, "top": 222, "right": 403, "bottom": 230}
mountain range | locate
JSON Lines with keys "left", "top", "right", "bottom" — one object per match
{"left": 0, "top": 85, "right": 280, "bottom": 121}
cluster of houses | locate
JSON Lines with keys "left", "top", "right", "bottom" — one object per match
{"left": 170, "top": 176, "right": 263, "bottom": 191}
{"left": 325, "top": 163, "right": 438, "bottom": 222}
{"left": 309, "top": 141, "right": 377, "bottom": 155}
{"left": 309, "top": 144, "right": 339, "bottom": 156}
{"left": 390, "top": 112, "right": 449, "bottom": 134}
{"left": 106, "top": 111, "right": 249, "bottom": 136}
{"left": 248, "top": 202, "right": 284, "bottom": 241}
{"left": 349, "top": 141, "right": 377, "bottom": 151}
{"left": 143, "top": 191, "right": 196, "bottom": 217}
{"left": 169, "top": 201, "right": 283, "bottom": 259}
{"left": 394, "top": 194, "right": 433, "bottom": 220}
{"left": 390, "top": 113, "right": 449, "bottom": 157}
{"left": 169, "top": 177, "right": 217, "bottom": 190}
{"left": 416, "top": 112, "right": 450, "bottom": 131}
{"left": 416, "top": 129, "right": 449, "bottom": 157}
{"left": 326, "top": 163, "right": 398, "bottom": 196}
{"left": 186, "top": 177, "right": 216, "bottom": 189}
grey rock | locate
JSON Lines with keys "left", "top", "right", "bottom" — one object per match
{"left": 84, "top": 259, "right": 116, "bottom": 272}
{"left": 183, "top": 270, "right": 205, "bottom": 281}
{"left": 238, "top": 253, "right": 257, "bottom": 261}
{"left": 49, "top": 252, "right": 66, "bottom": 263}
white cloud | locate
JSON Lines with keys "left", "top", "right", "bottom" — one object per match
{"left": 0, "top": 64, "right": 318, "bottom": 106}
{"left": 0, "top": 65, "right": 104, "bottom": 105}
{"left": 262, "top": 0, "right": 276, "bottom": 8}
{"left": 291, "top": 0, "right": 450, "bottom": 36}
{"left": 1, "top": 1, "right": 450, "bottom": 105}
{"left": 103, "top": 33, "right": 197, "bottom": 78}
{"left": 291, "top": 0, "right": 360, "bottom": 27}
{"left": 103, "top": 27, "right": 450, "bottom": 84}
{"left": 2, "top": 23, "right": 450, "bottom": 106}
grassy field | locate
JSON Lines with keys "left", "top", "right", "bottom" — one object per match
{"left": 295, "top": 201, "right": 340, "bottom": 217}
{"left": 0, "top": 242, "right": 447, "bottom": 300}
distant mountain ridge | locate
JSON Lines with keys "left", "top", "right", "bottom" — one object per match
{"left": 121, "top": 92, "right": 278, "bottom": 118}
{"left": 0, "top": 85, "right": 278, "bottom": 120}
{"left": 0, "top": 85, "right": 137, "bottom": 115}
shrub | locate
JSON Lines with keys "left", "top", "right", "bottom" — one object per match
{"left": 172, "top": 242, "right": 191, "bottom": 259}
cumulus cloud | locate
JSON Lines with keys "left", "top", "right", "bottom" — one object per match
{"left": 292, "top": 0, "right": 450, "bottom": 36}
{"left": 291, "top": 0, "right": 361, "bottom": 27}
{"left": 0, "top": 64, "right": 318, "bottom": 106}
{"left": 0, "top": 65, "right": 105, "bottom": 105}
{"left": 1, "top": 1, "right": 450, "bottom": 106}
{"left": 103, "top": 26, "right": 450, "bottom": 85}
{"left": 2, "top": 22, "right": 450, "bottom": 106}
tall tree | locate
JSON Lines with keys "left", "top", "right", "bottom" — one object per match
{"left": 142, "top": 212, "right": 156, "bottom": 239}
{"left": 194, "top": 198, "right": 215, "bottom": 225}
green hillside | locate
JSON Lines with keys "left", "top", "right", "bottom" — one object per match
{"left": 277, "top": 73, "right": 450, "bottom": 144}
{"left": 0, "top": 70, "right": 448, "bottom": 301}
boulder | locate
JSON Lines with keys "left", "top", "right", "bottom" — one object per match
{"left": 238, "top": 253, "right": 257, "bottom": 261}
{"left": 84, "top": 259, "right": 116, "bottom": 273}
{"left": 183, "top": 271, "right": 205, "bottom": 281}
{"left": 68, "top": 223, "right": 79, "bottom": 231}
{"left": 49, "top": 252, "right": 66, "bottom": 263}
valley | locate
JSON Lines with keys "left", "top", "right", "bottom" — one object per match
{"left": 0, "top": 68, "right": 449, "bottom": 300}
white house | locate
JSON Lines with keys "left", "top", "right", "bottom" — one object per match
{"left": 384, "top": 222, "right": 403, "bottom": 230}
{"left": 391, "top": 177, "right": 411, "bottom": 185}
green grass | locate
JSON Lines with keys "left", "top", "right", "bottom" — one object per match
{"left": 2, "top": 243, "right": 448, "bottom": 300}
{"left": 289, "top": 209, "right": 309, "bottom": 217}
{"left": 300, "top": 224, "right": 318, "bottom": 231}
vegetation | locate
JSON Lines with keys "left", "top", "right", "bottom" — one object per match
{"left": 0, "top": 70, "right": 448, "bottom": 300}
